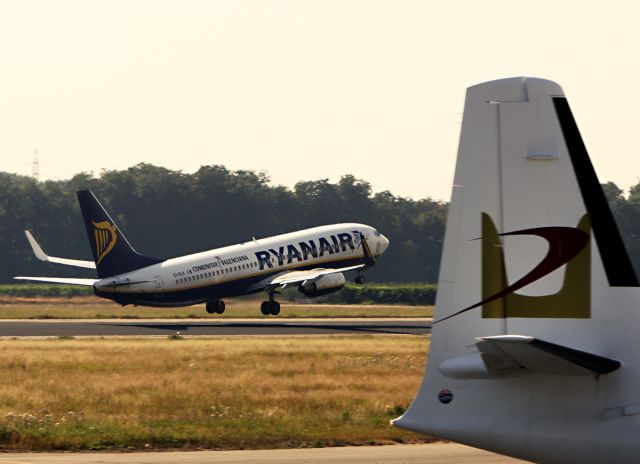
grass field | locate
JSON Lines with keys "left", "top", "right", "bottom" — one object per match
{"left": 0, "top": 297, "right": 433, "bottom": 319}
{"left": 0, "top": 336, "right": 430, "bottom": 450}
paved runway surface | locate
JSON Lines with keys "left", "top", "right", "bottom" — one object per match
{"left": 0, "top": 318, "right": 432, "bottom": 337}
{"left": 0, "top": 443, "right": 529, "bottom": 463}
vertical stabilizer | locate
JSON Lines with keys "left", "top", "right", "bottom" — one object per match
{"left": 77, "top": 190, "right": 162, "bottom": 278}
{"left": 394, "top": 78, "right": 640, "bottom": 464}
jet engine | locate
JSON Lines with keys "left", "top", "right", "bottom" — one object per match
{"left": 298, "top": 273, "right": 346, "bottom": 297}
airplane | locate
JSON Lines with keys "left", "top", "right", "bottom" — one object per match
{"left": 15, "top": 190, "right": 389, "bottom": 315}
{"left": 393, "top": 77, "right": 640, "bottom": 463}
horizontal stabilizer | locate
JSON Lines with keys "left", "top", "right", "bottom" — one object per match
{"left": 25, "top": 231, "right": 96, "bottom": 269}
{"left": 438, "top": 335, "right": 621, "bottom": 379}
{"left": 14, "top": 276, "right": 98, "bottom": 286}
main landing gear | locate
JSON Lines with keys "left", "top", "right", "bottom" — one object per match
{"left": 206, "top": 300, "right": 225, "bottom": 314}
{"left": 355, "top": 274, "right": 365, "bottom": 285}
{"left": 261, "top": 291, "right": 280, "bottom": 316}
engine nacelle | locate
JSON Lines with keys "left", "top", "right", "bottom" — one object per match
{"left": 298, "top": 273, "right": 346, "bottom": 297}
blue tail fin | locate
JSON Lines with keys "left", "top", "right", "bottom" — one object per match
{"left": 77, "top": 190, "right": 163, "bottom": 278}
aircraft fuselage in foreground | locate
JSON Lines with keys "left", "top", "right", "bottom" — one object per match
{"left": 394, "top": 77, "right": 640, "bottom": 463}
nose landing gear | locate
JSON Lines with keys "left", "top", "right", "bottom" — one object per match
{"left": 206, "top": 300, "right": 226, "bottom": 314}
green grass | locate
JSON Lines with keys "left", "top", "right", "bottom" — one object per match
{"left": 0, "top": 284, "right": 92, "bottom": 297}
{"left": 0, "top": 336, "right": 431, "bottom": 450}
{"left": 0, "top": 283, "right": 438, "bottom": 305}
{"left": 0, "top": 300, "right": 433, "bottom": 319}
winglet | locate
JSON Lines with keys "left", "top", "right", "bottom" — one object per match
{"left": 25, "top": 230, "right": 48, "bottom": 262}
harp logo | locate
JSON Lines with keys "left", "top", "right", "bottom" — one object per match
{"left": 93, "top": 221, "right": 117, "bottom": 265}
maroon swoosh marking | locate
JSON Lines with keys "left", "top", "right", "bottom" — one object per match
{"left": 434, "top": 226, "right": 589, "bottom": 324}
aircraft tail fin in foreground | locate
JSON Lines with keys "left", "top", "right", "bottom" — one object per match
{"left": 394, "top": 77, "right": 640, "bottom": 463}
{"left": 76, "top": 190, "right": 163, "bottom": 278}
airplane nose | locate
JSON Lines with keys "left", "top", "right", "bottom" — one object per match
{"left": 380, "top": 234, "right": 390, "bottom": 253}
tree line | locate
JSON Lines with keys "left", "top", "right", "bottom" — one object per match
{"left": 0, "top": 164, "right": 447, "bottom": 283}
{"left": 3, "top": 166, "right": 640, "bottom": 287}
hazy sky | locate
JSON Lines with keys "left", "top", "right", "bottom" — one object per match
{"left": 1, "top": 1, "right": 639, "bottom": 201}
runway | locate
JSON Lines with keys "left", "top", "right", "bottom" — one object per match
{"left": 0, "top": 318, "right": 432, "bottom": 337}
{"left": 0, "top": 443, "right": 528, "bottom": 463}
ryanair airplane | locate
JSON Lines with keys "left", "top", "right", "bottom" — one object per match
{"left": 16, "top": 190, "right": 389, "bottom": 315}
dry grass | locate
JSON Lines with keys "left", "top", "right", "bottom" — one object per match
{"left": 0, "top": 298, "right": 433, "bottom": 319}
{"left": 0, "top": 336, "right": 431, "bottom": 450}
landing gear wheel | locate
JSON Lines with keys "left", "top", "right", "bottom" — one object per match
{"left": 261, "top": 301, "right": 271, "bottom": 316}
{"left": 355, "top": 275, "right": 365, "bottom": 285}
{"left": 206, "top": 300, "right": 225, "bottom": 314}
{"left": 271, "top": 301, "right": 281, "bottom": 316}
{"left": 260, "top": 300, "right": 281, "bottom": 315}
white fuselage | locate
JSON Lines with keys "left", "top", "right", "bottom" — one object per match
{"left": 94, "top": 223, "right": 388, "bottom": 306}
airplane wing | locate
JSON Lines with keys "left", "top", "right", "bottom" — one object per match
{"left": 268, "top": 264, "right": 365, "bottom": 288}
{"left": 25, "top": 230, "right": 96, "bottom": 269}
{"left": 14, "top": 276, "right": 98, "bottom": 286}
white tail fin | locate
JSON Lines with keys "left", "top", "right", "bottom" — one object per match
{"left": 394, "top": 77, "right": 640, "bottom": 463}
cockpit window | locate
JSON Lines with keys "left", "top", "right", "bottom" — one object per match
{"left": 373, "top": 229, "right": 381, "bottom": 237}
